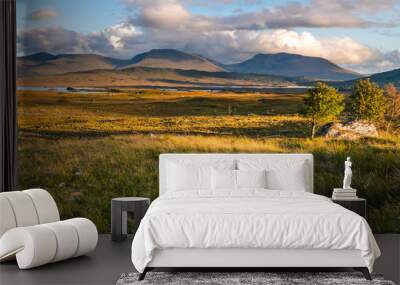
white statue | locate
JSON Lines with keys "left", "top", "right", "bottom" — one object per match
{"left": 343, "top": 157, "right": 353, "bottom": 189}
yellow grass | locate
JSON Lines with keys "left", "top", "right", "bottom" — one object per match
{"left": 17, "top": 89, "right": 400, "bottom": 233}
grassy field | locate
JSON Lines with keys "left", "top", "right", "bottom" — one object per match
{"left": 17, "top": 89, "right": 400, "bottom": 233}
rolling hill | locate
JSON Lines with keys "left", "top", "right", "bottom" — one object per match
{"left": 17, "top": 52, "right": 129, "bottom": 77}
{"left": 322, "top": 68, "right": 400, "bottom": 90}
{"left": 119, "top": 49, "right": 225, "bottom": 72}
{"left": 337, "top": 68, "right": 400, "bottom": 88}
{"left": 18, "top": 66, "right": 295, "bottom": 88}
{"left": 225, "top": 53, "right": 362, "bottom": 81}
{"left": 17, "top": 49, "right": 225, "bottom": 78}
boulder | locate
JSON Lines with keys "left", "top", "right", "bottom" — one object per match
{"left": 316, "top": 120, "right": 378, "bottom": 139}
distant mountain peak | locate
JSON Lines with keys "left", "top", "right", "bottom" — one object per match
{"left": 226, "top": 52, "right": 361, "bottom": 81}
{"left": 132, "top": 49, "right": 202, "bottom": 62}
{"left": 23, "top": 52, "right": 56, "bottom": 61}
{"left": 149, "top": 48, "right": 186, "bottom": 53}
{"left": 127, "top": 48, "right": 225, "bottom": 72}
{"left": 252, "top": 52, "right": 330, "bottom": 62}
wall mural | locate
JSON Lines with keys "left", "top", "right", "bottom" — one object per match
{"left": 16, "top": 0, "right": 400, "bottom": 233}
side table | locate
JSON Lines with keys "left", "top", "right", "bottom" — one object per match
{"left": 332, "top": 198, "right": 367, "bottom": 218}
{"left": 111, "top": 197, "right": 150, "bottom": 241}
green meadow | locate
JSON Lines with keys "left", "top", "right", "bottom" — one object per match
{"left": 17, "top": 89, "right": 400, "bottom": 233}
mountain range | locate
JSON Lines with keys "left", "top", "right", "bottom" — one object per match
{"left": 18, "top": 52, "right": 128, "bottom": 76}
{"left": 330, "top": 68, "right": 400, "bottom": 88}
{"left": 17, "top": 49, "right": 399, "bottom": 87}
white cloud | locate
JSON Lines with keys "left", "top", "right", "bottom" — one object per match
{"left": 91, "top": 23, "right": 139, "bottom": 50}
{"left": 346, "top": 49, "right": 400, "bottom": 73}
{"left": 18, "top": 0, "right": 400, "bottom": 73}
{"left": 124, "top": 0, "right": 399, "bottom": 31}
{"left": 183, "top": 29, "right": 377, "bottom": 65}
{"left": 126, "top": 0, "right": 191, "bottom": 29}
{"left": 17, "top": 27, "right": 90, "bottom": 55}
{"left": 27, "top": 8, "right": 58, "bottom": 21}
{"left": 124, "top": 0, "right": 398, "bottom": 29}
{"left": 311, "top": 36, "right": 377, "bottom": 65}
{"left": 139, "top": 2, "right": 190, "bottom": 29}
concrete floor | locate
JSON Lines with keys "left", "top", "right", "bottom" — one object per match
{"left": 0, "top": 235, "right": 134, "bottom": 285}
{"left": 374, "top": 234, "right": 400, "bottom": 284}
{"left": 0, "top": 234, "right": 398, "bottom": 285}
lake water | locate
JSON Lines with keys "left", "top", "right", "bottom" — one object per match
{"left": 17, "top": 85, "right": 311, "bottom": 94}
{"left": 17, "top": 86, "right": 106, "bottom": 93}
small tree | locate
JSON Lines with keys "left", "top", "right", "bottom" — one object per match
{"left": 350, "top": 79, "right": 386, "bottom": 122}
{"left": 302, "top": 82, "right": 344, "bottom": 138}
{"left": 384, "top": 84, "right": 400, "bottom": 132}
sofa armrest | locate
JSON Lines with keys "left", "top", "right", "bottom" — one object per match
{"left": 0, "top": 218, "right": 98, "bottom": 269}
{"left": 0, "top": 226, "right": 57, "bottom": 268}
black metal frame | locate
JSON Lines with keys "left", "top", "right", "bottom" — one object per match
{"left": 138, "top": 267, "right": 372, "bottom": 281}
{"left": 354, "top": 267, "right": 372, "bottom": 280}
{"left": 0, "top": 0, "right": 17, "bottom": 192}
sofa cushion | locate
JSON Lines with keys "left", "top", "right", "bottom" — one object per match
{"left": 24, "top": 189, "right": 60, "bottom": 224}
{"left": 0, "top": 192, "right": 39, "bottom": 227}
{"left": 0, "top": 196, "right": 16, "bottom": 237}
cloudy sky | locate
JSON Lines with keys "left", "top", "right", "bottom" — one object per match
{"left": 16, "top": 0, "right": 400, "bottom": 74}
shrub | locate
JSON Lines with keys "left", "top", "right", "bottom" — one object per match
{"left": 384, "top": 84, "right": 400, "bottom": 132}
{"left": 302, "top": 82, "right": 344, "bottom": 138}
{"left": 350, "top": 79, "right": 386, "bottom": 122}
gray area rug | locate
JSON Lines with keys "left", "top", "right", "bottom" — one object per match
{"left": 116, "top": 272, "right": 396, "bottom": 285}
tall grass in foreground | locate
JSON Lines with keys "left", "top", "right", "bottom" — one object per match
{"left": 18, "top": 133, "right": 400, "bottom": 233}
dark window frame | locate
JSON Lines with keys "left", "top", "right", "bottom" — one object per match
{"left": 0, "top": 0, "right": 17, "bottom": 192}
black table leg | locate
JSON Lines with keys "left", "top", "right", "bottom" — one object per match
{"left": 111, "top": 201, "right": 127, "bottom": 241}
{"left": 133, "top": 201, "right": 150, "bottom": 232}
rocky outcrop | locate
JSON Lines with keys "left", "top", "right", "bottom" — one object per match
{"left": 316, "top": 120, "right": 378, "bottom": 139}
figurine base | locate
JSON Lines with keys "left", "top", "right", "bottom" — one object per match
{"left": 334, "top": 188, "right": 357, "bottom": 192}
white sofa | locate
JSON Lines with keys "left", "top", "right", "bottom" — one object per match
{"left": 0, "top": 188, "right": 98, "bottom": 269}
